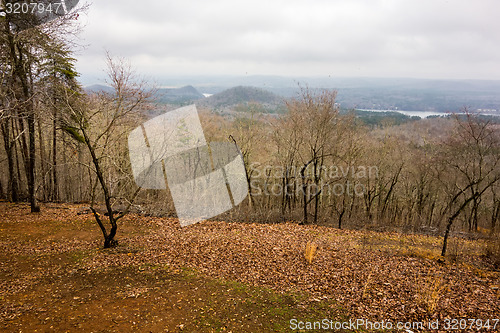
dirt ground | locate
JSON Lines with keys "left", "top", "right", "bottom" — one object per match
{"left": 0, "top": 202, "right": 342, "bottom": 332}
{"left": 0, "top": 202, "right": 499, "bottom": 332}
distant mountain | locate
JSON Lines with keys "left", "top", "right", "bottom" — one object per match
{"left": 156, "top": 85, "right": 204, "bottom": 104}
{"left": 157, "top": 75, "right": 500, "bottom": 113}
{"left": 84, "top": 84, "right": 114, "bottom": 94}
{"left": 84, "top": 84, "right": 204, "bottom": 104}
{"left": 85, "top": 76, "right": 500, "bottom": 114}
{"left": 199, "top": 86, "right": 283, "bottom": 111}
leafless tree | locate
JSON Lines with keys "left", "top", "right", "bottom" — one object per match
{"left": 438, "top": 111, "right": 500, "bottom": 256}
{"left": 62, "top": 54, "right": 152, "bottom": 248}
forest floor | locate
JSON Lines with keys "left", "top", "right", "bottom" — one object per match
{"left": 0, "top": 202, "right": 499, "bottom": 332}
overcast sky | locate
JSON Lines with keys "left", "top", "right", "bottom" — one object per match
{"left": 75, "top": 0, "right": 500, "bottom": 84}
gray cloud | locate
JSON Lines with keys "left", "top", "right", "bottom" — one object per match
{"left": 76, "top": 0, "right": 500, "bottom": 82}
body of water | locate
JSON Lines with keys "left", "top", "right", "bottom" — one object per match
{"left": 357, "top": 109, "right": 500, "bottom": 118}
{"left": 356, "top": 109, "right": 447, "bottom": 118}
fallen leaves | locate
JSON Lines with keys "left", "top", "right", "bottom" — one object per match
{"left": 0, "top": 202, "right": 499, "bottom": 327}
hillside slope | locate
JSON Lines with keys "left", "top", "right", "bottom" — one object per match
{"left": 198, "top": 86, "right": 283, "bottom": 112}
{"left": 156, "top": 85, "right": 205, "bottom": 103}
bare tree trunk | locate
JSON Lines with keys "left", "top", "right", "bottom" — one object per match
{"left": 281, "top": 173, "right": 288, "bottom": 215}
{"left": 312, "top": 158, "right": 322, "bottom": 224}
{"left": 27, "top": 103, "right": 39, "bottom": 212}
{"left": 442, "top": 198, "right": 471, "bottom": 257}
{"left": 313, "top": 191, "right": 320, "bottom": 224}
{"left": 1, "top": 119, "right": 19, "bottom": 201}
{"left": 491, "top": 199, "right": 500, "bottom": 235}
{"left": 15, "top": 114, "right": 29, "bottom": 178}
{"left": 469, "top": 196, "right": 480, "bottom": 232}
{"left": 379, "top": 165, "right": 402, "bottom": 223}
{"left": 338, "top": 208, "right": 345, "bottom": 229}
{"left": 83, "top": 130, "right": 117, "bottom": 248}
{"left": 37, "top": 112, "right": 48, "bottom": 201}
{"left": 15, "top": 135, "right": 24, "bottom": 197}
{"left": 52, "top": 107, "right": 58, "bottom": 201}
{"left": 300, "top": 163, "right": 308, "bottom": 225}
{"left": 300, "top": 160, "right": 314, "bottom": 225}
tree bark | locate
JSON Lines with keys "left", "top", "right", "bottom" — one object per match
{"left": 27, "top": 104, "right": 39, "bottom": 212}
{"left": 52, "top": 106, "right": 58, "bottom": 201}
{"left": 1, "top": 119, "right": 19, "bottom": 201}
{"left": 84, "top": 130, "right": 118, "bottom": 248}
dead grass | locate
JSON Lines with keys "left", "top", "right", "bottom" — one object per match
{"left": 361, "top": 273, "right": 373, "bottom": 300}
{"left": 483, "top": 239, "right": 500, "bottom": 269}
{"left": 304, "top": 241, "right": 318, "bottom": 264}
{"left": 417, "top": 274, "right": 447, "bottom": 313}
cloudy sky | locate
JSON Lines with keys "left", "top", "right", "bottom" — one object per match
{"left": 75, "top": 0, "right": 500, "bottom": 84}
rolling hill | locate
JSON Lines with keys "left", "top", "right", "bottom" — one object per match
{"left": 198, "top": 86, "right": 284, "bottom": 113}
{"left": 156, "top": 85, "right": 204, "bottom": 104}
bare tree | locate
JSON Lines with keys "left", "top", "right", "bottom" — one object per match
{"left": 439, "top": 111, "right": 500, "bottom": 256}
{"left": 283, "top": 87, "right": 340, "bottom": 224}
{"left": 62, "top": 55, "right": 151, "bottom": 248}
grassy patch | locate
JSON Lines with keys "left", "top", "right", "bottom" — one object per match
{"left": 192, "top": 275, "right": 350, "bottom": 332}
{"left": 68, "top": 249, "right": 96, "bottom": 264}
